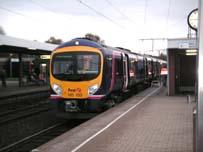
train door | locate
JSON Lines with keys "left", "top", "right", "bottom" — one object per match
{"left": 122, "top": 54, "right": 128, "bottom": 90}
{"left": 114, "top": 53, "right": 124, "bottom": 91}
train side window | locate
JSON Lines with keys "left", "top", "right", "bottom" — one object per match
{"left": 137, "top": 59, "right": 144, "bottom": 75}
{"left": 130, "top": 59, "right": 136, "bottom": 73}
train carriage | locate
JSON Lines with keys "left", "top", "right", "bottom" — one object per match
{"left": 49, "top": 38, "right": 166, "bottom": 118}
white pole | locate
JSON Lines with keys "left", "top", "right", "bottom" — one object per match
{"left": 196, "top": 0, "right": 203, "bottom": 151}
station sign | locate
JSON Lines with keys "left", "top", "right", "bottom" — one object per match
{"left": 179, "top": 43, "right": 189, "bottom": 49}
{"left": 11, "top": 58, "right": 19, "bottom": 62}
{"left": 168, "top": 38, "right": 197, "bottom": 49}
{"left": 178, "top": 41, "right": 197, "bottom": 49}
{"left": 40, "top": 55, "right": 50, "bottom": 59}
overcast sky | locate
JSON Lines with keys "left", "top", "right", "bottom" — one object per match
{"left": 0, "top": 0, "right": 198, "bottom": 53}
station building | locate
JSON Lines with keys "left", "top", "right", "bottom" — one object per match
{"left": 0, "top": 35, "right": 58, "bottom": 86}
{"left": 167, "top": 38, "right": 197, "bottom": 95}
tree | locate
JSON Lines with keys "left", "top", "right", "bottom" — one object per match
{"left": 0, "top": 26, "right": 6, "bottom": 35}
{"left": 85, "top": 33, "right": 105, "bottom": 44}
{"left": 45, "top": 36, "right": 63, "bottom": 44}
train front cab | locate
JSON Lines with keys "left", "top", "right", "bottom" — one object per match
{"left": 49, "top": 44, "right": 106, "bottom": 118}
{"left": 49, "top": 43, "right": 132, "bottom": 118}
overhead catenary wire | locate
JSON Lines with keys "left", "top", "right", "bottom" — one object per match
{"left": 29, "top": 0, "right": 58, "bottom": 14}
{"left": 29, "top": 0, "right": 73, "bottom": 21}
{"left": 0, "top": 5, "right": 37, "bottom": 20}
{"left": 144, "top": 0, "right": 148, "bottom": 24}
{"left": 0, "top": 4, "right": 55, "bottom": 24}
{"left": 166, "top": 0, "right": 171, "bottom": 26}
{"left": 165, "top": 0, "right": 171, "bottom": 37}
{"left": 0, "top": 4, "right": 59, "bottom": 40}
{"left": 105, "top": 0, "right": 137, "bottom": 25}
{"left": 0, "top": 0, "right": 195, "bottom": 49}
{"left": 76, "top": 0, "right": 125, "bottom": 29}
{"left": 0, "top": 1, "right": 72, "bottom": 33}
{"left": 142, "top": 0, "right": 149, "bottom": 39}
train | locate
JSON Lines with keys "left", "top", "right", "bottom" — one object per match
{"left": 49, "top": 38, "right": 166, "bottom": 118}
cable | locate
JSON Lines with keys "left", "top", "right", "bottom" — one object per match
{"left": 0, "top": 4, "right": 56, "bottom": 40}
{"left": 0, "top": 5, "right": 36, "bottom": 20}
{"left": 0, "top": 1, "right": 72, "bottom": 31}
{"left": 28, "top": 0, "right": 72, "bottom": 21}
{"left": 76, "top": 0, "right": 125, "bottom": 28}
{"left": 165, "top": 0, "right": 171, "bottom": 37}
{"left": 144, "top": 0, "right": 148, "bottom": 24}
{"left": 166, "top": 0, "right": 171, "bottom": 28}
{"left": 105, "top": 0, "right": 136, "bottom": 24}
{"left": 29, "top": 0, "right": 56, "bottom": 14}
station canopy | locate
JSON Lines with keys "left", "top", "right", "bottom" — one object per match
{"left": 0, "top": 35, "right": 58, "bottom": 54}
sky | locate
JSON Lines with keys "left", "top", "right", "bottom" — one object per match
{"left": 0, "top": 0, "right": 198, "bottom": 55}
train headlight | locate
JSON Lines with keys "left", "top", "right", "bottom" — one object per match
{"left": 52, "top": 84, "right": 62, "bottom": 96}
{"left": 88, "top": 84, "right": 99, "bottom": 95}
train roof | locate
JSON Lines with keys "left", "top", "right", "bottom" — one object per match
{"left": 55, "top": 38, "right": 105, "bottom": 50}
{"left": 54, "top": 38, "right": 127, "bottom": 55}
{"left": 54, "top": 38, "right": 167, "bottom": 64}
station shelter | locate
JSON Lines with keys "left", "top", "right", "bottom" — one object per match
{"left": 0, "top": 35, "right": 58, "bottom": 87}
{"left": 167, "top": 38, "right": 197, "bottom": 96}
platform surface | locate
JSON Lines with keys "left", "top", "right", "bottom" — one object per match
{"left": 33, "top": 86, "right": 195, "bottom": 152}
{"left": 0, "top": 80, "right": 49, "bottom": 99}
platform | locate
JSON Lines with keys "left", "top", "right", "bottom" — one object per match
{"left": 0, "top": 80, "right": 50, "bottom": 99}
{"left": 32, "top": 86, "right": 195, "bottom": 152}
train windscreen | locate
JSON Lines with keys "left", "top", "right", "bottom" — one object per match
{"left": 52, "top": 52, "right": 100, "bottom": 81}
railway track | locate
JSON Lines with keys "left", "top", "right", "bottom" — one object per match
{"left": 0, "top": 85, "right": 150, "bottom": 152}
{"left": 0, "top": 120, "right": 85, "bottom": 152}
{"left": 0, "top": 91, "right": 50, "bottom": 114}
{"left": 0, "top": 101, "right": 52, "bottom": 125}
